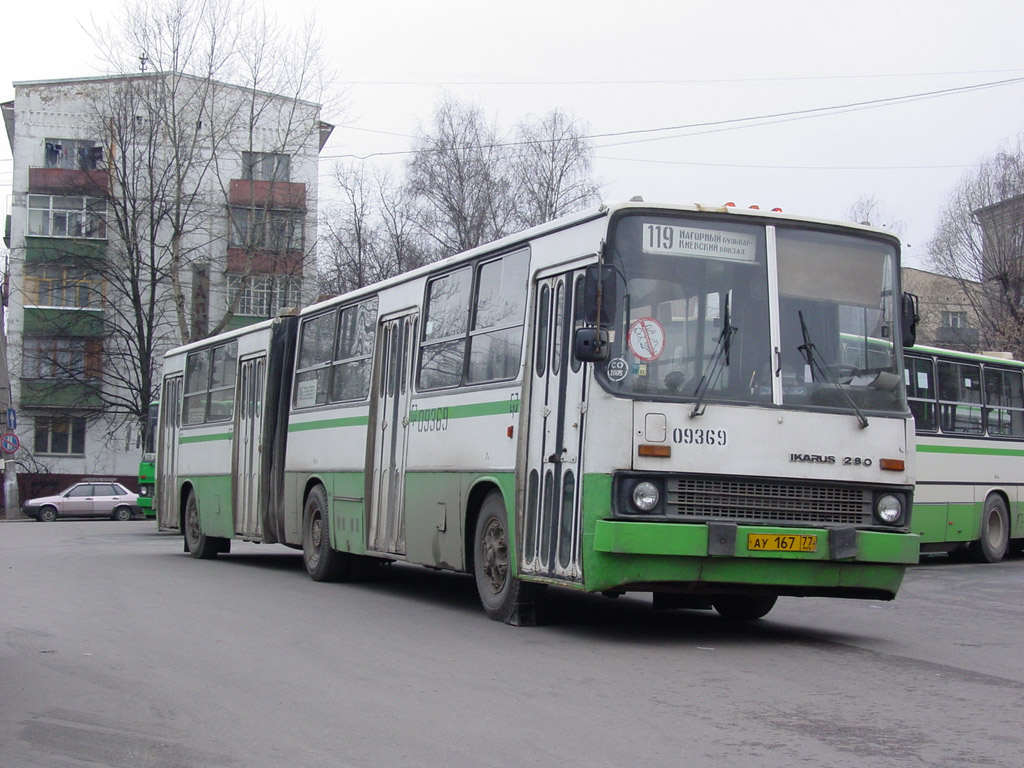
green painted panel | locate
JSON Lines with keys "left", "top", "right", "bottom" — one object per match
{"left": 945, "top": 502, "right": 980, "bottom": 543}
{"left": 24, "top": 236, "right": 106, "bottom": 264}
{"left": 187, "top": 474, "right": 234, "bottom": 539}
{"left": 918, "top": 443, "right": 1024, "bottom": 458}
{"left": 329, "top": 472, "right": 368, "bottom": 555}
{"left": 20, "top": 379, "right": 102, "bottom": 408}
{"left": 289, "top": 414, "right": 369, "bottom": 433}
{"left": 23, "top": 307, "right": 105, "bottom": 336}
{"left": 911, "top": 503, "right": 950, "bottom": 544}
{"left": 179, "top": 430, "right": 233, "bottom": 444}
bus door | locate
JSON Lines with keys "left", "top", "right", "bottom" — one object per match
{"left": 234, "top": 354, "right": 266, "bottom": 539}
{"left": 157, "top": 375, "right": 183, "bottom": 530}
{"left": 369, "top": 310, "right": 418, "bottom": 556}
{"left": 522, "top": 269, "right": 586, "bottom": 582}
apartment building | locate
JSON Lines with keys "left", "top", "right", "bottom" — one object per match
{"left": 2, "top": 73, "right": 331, "bottom": 505}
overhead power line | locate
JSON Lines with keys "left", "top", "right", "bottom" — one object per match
{"left": 324, "top": 75, "right": 1024, "bottom": 162}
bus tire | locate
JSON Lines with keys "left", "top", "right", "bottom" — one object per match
{"left": 713, "top": 595, "right": 778, "bottom": 621}
{"left": 303, "top": 485, "right": 351, "bottom": 582}
{"left": 184, "top": 490, "right": 223, "bottom": 559}
{"left": 473, "top": 491, "right": 538, "bottom": 626}
{"left": 971, "top": 495, "right": 1009, "bottom": 563}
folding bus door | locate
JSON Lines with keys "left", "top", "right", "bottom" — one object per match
{"left": 369, "top": 311, "right": 418, "bottom": 556}
{"left": 234, "top": 354, "right": 266, "bottom": 539}
{"left": 522, "top": 269, "right": 587, "bottom": 582}
{"left": 156, "top": 375, "right": 183, "bottom": 530}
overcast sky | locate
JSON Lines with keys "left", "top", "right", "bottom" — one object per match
{"left": 3, "top": 0, "right": 1024, "bottom": 268}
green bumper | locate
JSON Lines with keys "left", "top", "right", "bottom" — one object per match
{"left": 585, "top": 520, "right": 920, "bottom": 599}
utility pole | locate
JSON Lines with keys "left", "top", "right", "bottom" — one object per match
{"left": 0, "top": 253, "right": 19, "bottom": 519}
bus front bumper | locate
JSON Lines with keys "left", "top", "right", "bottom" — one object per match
{"left": 586, "top": 520, "right": 920, "bottom": 599}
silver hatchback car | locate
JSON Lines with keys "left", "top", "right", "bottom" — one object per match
{"left": 23, "top": 481, "right": 139, "bottom": 522}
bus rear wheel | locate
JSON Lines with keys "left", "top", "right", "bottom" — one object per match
{"left": 473, "top": 491, "right": 538, "bottom": 626}
{"left": 302, "top": 485, "right": 353, "bottom": 582}
{"left": 184, "top": 490, "right": 228, "bottom": 559}
{"left": 971, "top": 495, "right": 1009, "bottom": 564}
{"left": 713, "top": 595, "right": 778, "bottom": 621}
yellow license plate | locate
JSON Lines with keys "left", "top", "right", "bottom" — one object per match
{"left": 747, "top": 533, "right": 818, "bottom": 553}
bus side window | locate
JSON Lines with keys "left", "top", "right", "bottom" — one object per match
{"left": 294, "top": 311, "right": 337, "bottom": 408}
{"left": 905, "top": 355, "right": 937, "bottom": 432}
{"left": 984, "top": 367, "right": 1024, "bottom": 437}
{"left": 937, "top": 360, "right": 983, "bottom": 435}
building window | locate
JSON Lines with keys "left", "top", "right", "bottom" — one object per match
{"left": 227, "top": 274, "right": 302, "bottom": 317}
{"left": 23, "top": 338, "right": 101, "bottom": 380}
{"left": 45, "top": 139, "right": 103, "bottom": 171}
{"left": 230, "top": 207, "right": 303, "bottom": 251}
{"left": 941, "top": 311, "right": 969, "bottom": 329}
{"left": 23, "top": 265, "right": 105, "bottom": 308}
{"left": 27, "top": 195, "right": 106, "bottom": 239}
{"left": 34, "top": 414, "right": 87, "bottom": 455}
{"left": 242, "top": 152, "right": 290, "bottom": 182}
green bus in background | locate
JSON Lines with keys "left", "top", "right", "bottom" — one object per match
{"left": 138, "top": 402, "right": 158, "bottom": 518}
{"left": 905, "top": 345, "right": 1024, "bottom": 562}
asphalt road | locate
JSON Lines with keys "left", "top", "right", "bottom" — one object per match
{"left": 2, "top": 520, "right": 1022, "bottom": 768}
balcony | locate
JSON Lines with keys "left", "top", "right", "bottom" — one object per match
{"left": 23, "top": 308, "right": 105, "bottom": 337}
{"left": 229, "top": 179, "right": 306, "bottom": 209}
{"left": 29, "top": 167, "right": 109, "bottom": 197}
{"left": 21, "top": 379, "right": 103, "bottom": 409}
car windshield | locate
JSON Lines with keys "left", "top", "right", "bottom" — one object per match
{"left": 594, "top": 212, "right": 905, "bottom": 415}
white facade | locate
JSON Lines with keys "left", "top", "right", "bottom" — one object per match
{"left": 2, "top": 73, "right": 330, "bottom": 500}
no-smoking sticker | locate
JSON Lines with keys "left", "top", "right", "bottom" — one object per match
{"left": 627, "top": 317, "right": 666, "bottom": 362}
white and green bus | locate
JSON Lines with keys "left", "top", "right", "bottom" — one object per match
{"left": 905, "top": 344, "right": 1024, "bottom": 562}
{"left": 156, "top": 201, "right": 920, "bottom": 624}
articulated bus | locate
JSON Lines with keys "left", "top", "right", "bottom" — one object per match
{"left": 137, "top": 401, "right": 159, "bottom": 518}
{"left": 905, "top": 344, "right": 1024, "bottom": 562}
{"left": 156, "top": 201, "right": 920, "bottom": 624}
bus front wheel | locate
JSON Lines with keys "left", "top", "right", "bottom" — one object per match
{"left": 302, "top": 485, "right": 353, "bottom": 582}
{"left": 184, "top": 491, "right": 228, "bottom": 559}
{"left": 713, "top": 595, "right": 778, "bottom": 621}
{"left": 473, "top": 491, "right": 539, "bottom": 626}
{"left": 971, "top": 495, "right": 1009, "bottom": 563}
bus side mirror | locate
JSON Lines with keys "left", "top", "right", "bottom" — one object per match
{"left": 574, "top": 327, "right": 610, "bottom": 362}
{"left": 901, "top": 292, "right": 919, "bottom": 348}
{"left": 583, "top": 265, "right": 617, "bottom": 326}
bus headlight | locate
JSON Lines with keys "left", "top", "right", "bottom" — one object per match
{"left": 632, "top": 481, "right": 661, "bottom": 512}
{"left": 876, "top": 494, "right": 902, "bottom": 524}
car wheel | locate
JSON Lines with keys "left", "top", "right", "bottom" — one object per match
{"left": 970, "top": 495, "right": 1009, "bottom": 563}
{"left": 112, "top": 506, "right": 133, "bottom": 522}
{"left": 713, "top": 595, "right": 778, "bottom": 621}
{"left": 183, "top": 490, "right": 228, "bottom": 559}
{"left": 473, "top": 490, "right": 540, "bottom": 626}
{"left": 38, "top": 506, "right": 58, "bottom": 523}
{"left": 302, "top": 485, "right": 354, "bottom": 581}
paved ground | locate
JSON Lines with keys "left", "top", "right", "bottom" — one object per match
{"left": 2, "top": 520, "right": 1022, "bottom": 767}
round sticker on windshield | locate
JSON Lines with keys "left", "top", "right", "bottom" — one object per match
{"left": 628, "top": 317, "right": 666, "bottom": 362}
{"left": 606, "top": 357, "right": 629, "bottom": 382}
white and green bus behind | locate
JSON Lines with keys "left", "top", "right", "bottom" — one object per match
{"left": 156, "top": 202, "right": 920, "bottom": 624}
{"left": 904, "top": 344, "right": 1024, "bottom": 562}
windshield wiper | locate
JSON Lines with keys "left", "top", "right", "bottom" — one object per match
{"left": 797, "top": 311, "right": 869, "bottom": 429}
{"left": 690, "top": 295, "right": 737, "bottom": 418}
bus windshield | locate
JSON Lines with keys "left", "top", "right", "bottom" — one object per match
{"left": 597, "top": 212, "right": 905, "bottom": 415}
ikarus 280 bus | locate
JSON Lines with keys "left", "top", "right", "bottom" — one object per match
{"left": 157, "top": 201, "right": 920, "bottom": 624}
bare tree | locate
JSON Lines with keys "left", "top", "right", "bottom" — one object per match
{"left": 929, "top": 137, "right": 1024, "bottom": 357}
{"left": 74, "top": 0, "right": 332, "bottom": 447}
{"left": 405, "top": 94, "right": 517, "bottom": 258}
{"left": 845, "top": 194, "right": 905, "bottom": 236}
{"left": 511, "top": 109, "right": 601, "bottom": 228}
